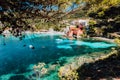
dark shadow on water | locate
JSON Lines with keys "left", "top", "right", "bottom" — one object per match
{"left": 9, "top": 75, "right": 29, "bottom": 80}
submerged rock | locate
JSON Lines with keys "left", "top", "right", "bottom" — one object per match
{"left": 3, "top": 43, "right": 6, "bottom": 45}
{"left": 9, "top": 75, "right": 28, "bottom": 80}
{"left": 23, "top": 44, "right": 26, "bottom": 47}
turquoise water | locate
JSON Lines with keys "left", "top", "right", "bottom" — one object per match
{"left": 0, "top": 33, "right": 116, "bottom": 80}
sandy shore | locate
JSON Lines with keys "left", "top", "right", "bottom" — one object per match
{"left": 24, "top": 31, "right": 65, "bottom": 35}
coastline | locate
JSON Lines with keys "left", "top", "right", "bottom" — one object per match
{"left": 92, "top": 37, "right": 114, "bottom": 43}
{"left": 23, "top": 30, "right": 65, "bottom": 35}
{"left": 58, "top": 48, "right": 116, "bottom": 80}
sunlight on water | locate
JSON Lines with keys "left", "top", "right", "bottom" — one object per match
{"left": 57, "top": 45, "right": 72, "bottom": 49}
{"left": 0, "top": 34, "right": 117, "bottom": 80}
{"left": 74, "top": 41, "right": 116, "bottom": 48}
{"left": 56, "top": 39, "right": 116, "bottom": 49}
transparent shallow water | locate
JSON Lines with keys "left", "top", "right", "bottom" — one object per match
{"left": 0, "top": 33, "right": 116, "bottom": 80}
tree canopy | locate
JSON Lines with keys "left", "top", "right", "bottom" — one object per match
{"left": 0, "top": 0, "right": 84, "bottom": 32}
{"left": 85, "top": 0, "right": 120, "bottom": 18}
{"left": 0, "top": 0, "right": 120, "bottom": 37}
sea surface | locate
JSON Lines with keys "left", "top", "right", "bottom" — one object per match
{"left": 0, "top": 33, "right": 116, "bottom": 80}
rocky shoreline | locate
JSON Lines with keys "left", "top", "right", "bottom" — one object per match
{"left": 58, "top": 48, "right": 116, "bottom": 80}
{"left": 77, "top": 48, "right": 120, "bottom": 80}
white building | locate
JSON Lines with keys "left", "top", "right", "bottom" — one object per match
{"left": 71, "top": 19, "right": 89, "bottom": 27}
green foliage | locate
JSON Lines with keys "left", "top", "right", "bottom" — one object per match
{"left": 114, "top": 38, "right": 120, "bottom": 46}
{"left": 84, "top": 0, "right": 120, "bottom": 37}
{"left": 0, "top": 0, "right": 84, "bottom": 36}
{"left": 89, "top": 19, "right": 96, "bottom": 26}
{"left": 86, "top": 0, "right": 120, "bottom": 18}
{"left": 27, "top": 19, "right": 66, "bottom": 31}
{"left": 98, "top": 11, "right": 105, "bottom": 17}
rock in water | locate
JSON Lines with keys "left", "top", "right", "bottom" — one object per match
{"left": 29, "top": 45, "right": 35, "bottom": 49}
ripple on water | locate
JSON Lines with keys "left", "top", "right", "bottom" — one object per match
{"left": 0, "top": 34, "right": 117, "bottom": 80}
